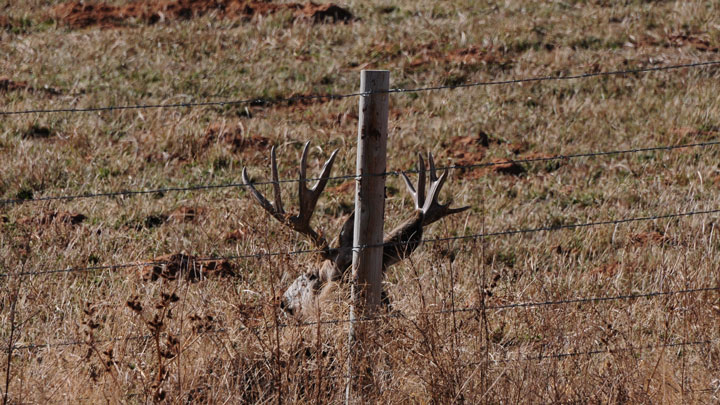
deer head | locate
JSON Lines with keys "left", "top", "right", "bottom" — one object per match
{"left": 242, "top": 142, "right": 468, "bottom": 316}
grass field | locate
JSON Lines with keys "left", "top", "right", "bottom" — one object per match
{"left": 2, "top": 0, "right": 720, "bottom": 403}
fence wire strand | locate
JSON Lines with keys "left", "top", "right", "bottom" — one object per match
{"left": 2, "top": 139, "right": 719, "bottom": 206}
{"left": 1, "top": 60, "right": 718, "bottom": 116}
{"left": 7, "top": 285, "right": 718, "bottom": 353}
{"left": 2, "top": 206, "right": 718, "bottom": 279}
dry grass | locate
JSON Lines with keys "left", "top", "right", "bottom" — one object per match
{"left": 2, "top": 0, "right": 720, "bottom": 403}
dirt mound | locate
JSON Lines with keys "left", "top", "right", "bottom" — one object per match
{"left": 202, "top": 121, "right": 270, "bottom": 152}
{"left": 138, "top": 253, "right": 235, "bottom": 282}
{"left": 53, "top": 0, "right": 353, "bottom": 29}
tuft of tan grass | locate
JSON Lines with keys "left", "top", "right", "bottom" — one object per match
{"left": 2, "top": 0, "right": 720, "bottom": 403}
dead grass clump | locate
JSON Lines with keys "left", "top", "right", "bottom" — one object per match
{"left": 52, "top": 0, "right": 353, "bottom": 29}
{"left": 138, "top": 253, "right": 235, "bottom": 281}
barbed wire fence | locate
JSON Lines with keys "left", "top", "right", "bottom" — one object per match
{"left": 2, "top": 59, "right": 720, "bottom": 397}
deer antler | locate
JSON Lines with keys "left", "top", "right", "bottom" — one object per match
{"left": 401, "top": 153, "right": 470, "bottom": 224}
{"left": 383, "top": 152, "right": 469, "bottom": 267}
{"left": 242, "top": 141, "right": 339, "bottom": 258}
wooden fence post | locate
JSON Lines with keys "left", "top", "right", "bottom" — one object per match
{"left": 352, "top": 70, "right": 389, "bottom": 311}
{"left": 346, "top": 69, "right": 389, "bottom": 402}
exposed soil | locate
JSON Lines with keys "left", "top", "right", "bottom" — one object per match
{"left": 53, "top": 0, "right": 353, "bottom": 29}
{"left": 626, "top": 32, "right": 718, "bottom": 52}
{"left": 202, "top": 121, "right": 270, "bottom": 152}
{"left": 0, "top": 77, "right": 61, "bottom": 95}
{"left": 443, "top": 131, "right": 494, "bottom": 168}
{"left": 0, "top": 15, "right": 11, "bottom": 29}
{"left": 486, "top": 159, "right": 527, "bottom": 176}
{"left": 629, "top": 231, "right": 674, "bottom": 246}
{"left": 167, "top": 205, "right": 205, "bottom": 223}
{"left": 138, "top": 253, "right": 235, "bottom": 281}
{"left": 224, "top": 222, "right": 249, "bottom": 242}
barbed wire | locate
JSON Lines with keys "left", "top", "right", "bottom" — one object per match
{"left": 1, "top": 60, "right": 718, "bottom": 117}
{"left": 2, "top": 139, "right": 718, "bottom": 206}
{"left": 323, "top": 340, "right": 716, "bottom": 381}
{"left": 2, "top": 206, "right": 718, "bottom": 279}
{"left": 7, "top": 285, "right": 717, "bottom": 352}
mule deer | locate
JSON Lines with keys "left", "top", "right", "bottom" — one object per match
{"left": 242, "top": 142, "right": 468, "bottom": 316}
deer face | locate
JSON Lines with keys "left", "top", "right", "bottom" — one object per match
{"left": 243, "top": 142, "right": 468, "bottom": 317}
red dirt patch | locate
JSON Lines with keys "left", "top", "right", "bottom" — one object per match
{"left": 225, "top": 222, "right": 250, "bottom": 242}
{"left": 18, "top": 211, "right": 86, "bottom": 227}
{"left": 53, "top": 0, "right": 353, "bottom": 29}
{"left": 167, "top": 205, "right": 205, "bottom": 223}
{"left": 629, "top": 231, "right": 674, "bottom": 247}
{"left": 442, "top": 131, "right": 494, "bottom": 169}
{"left": 202, "top": 121, "right": 270, "bottom": 152}
{"left": 666, "top": 32, "right": 718, "bottom": 52}
{"left": 0, "top": 77, "right": 61, "bottom": 95}
{"left": 138, "top": 253, "right": 235, "bottom": 282}
{"left": 0, "top": 15, "right": 11, "bottom": 29}
{"left": 626, "top": 32, "right": 718, "bottom": 52}
{"left": 486, "top": 159, "right": 526, "bottom": 176}
{"left": 365, "top": 42, "right": 513, "bottom": 72}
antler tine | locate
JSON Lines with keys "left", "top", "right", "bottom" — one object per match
{"left": 427, "top": 152, "right": 438, "bottom": 182}
{"left": 241, "top": 166, "right": 286, "bottom": 223}
{"left": 295, "top": 141, "right": 339, "bottom": 228}
{"left": 421, "top": 162, "right": 447, "bottom": 214}
{"left": 270, "top": 146, "right": 284, "bottom": 215}
{"left": 417, "top": 153, "right": 426, "bottom": 209}
{"left": 400, "top": 153, "right": 427, "bottom": 210}
{"left": 421, "top": 152, "right": 471, "bottom": 225}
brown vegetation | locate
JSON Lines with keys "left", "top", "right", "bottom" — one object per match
{"left": 53, "top": 0, "right": 353, "bottom": 28}
{"left": 2, "top": 0, "right": 720, "bottom": 403}
{"left": 138, "top": 253, "right": 235, "bottom": 281}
